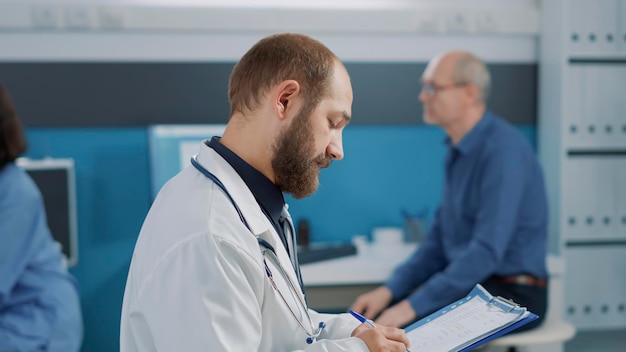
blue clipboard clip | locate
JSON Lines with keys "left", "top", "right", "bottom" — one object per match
{"left": 489, "top": 295, "right": 522, "bottom": 313}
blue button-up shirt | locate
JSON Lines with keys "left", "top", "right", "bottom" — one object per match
{"left": 0, "top": 163, "right": 83, "bottom": 351}
{"left": 386, "top": 111, "right": 548, "bottom": 319}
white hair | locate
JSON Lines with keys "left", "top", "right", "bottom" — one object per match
{"left": 451, "top": 52, "right": 491, "bottom": 104}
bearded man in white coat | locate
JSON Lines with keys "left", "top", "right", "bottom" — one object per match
{"left": 120, "top": 33, "right": 411, "bottom": 352}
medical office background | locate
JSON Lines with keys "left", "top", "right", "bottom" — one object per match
{"left": 0, "top": 0, "right": 625, "bottom": 351}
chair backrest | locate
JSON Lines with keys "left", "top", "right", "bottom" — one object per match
{"left": 547, "top": 255, "right": 566, "bottom": 320}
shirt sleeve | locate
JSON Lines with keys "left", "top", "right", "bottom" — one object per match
{"left": 308, "top": 310, "right": 369, "bottom": 351}
{"left": 133, "top": 235, "right": 266, "bottom": 352}
{"left": 0, "top": 189, "right": 37, "bottom": 303}
{"left": 385, "top": 207, "right": 447, "bottom": 301}
{"left": 310, "top": 310, "right": 360, "bottom": 339}
{"left": 404, "top": 148, "right": 531, "bottom": 318}
{"left": 0, "top": 173, "right": 54, "bottom": 351}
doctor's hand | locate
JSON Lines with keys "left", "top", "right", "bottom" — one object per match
{"left": 374, "top": 300, "right": 417, "bottom": 328}
{"left": 349, "top": 286, "right": 393, "bottom": 320}
{"left": 352, "top": 324, "right": 410, "bottom": 352}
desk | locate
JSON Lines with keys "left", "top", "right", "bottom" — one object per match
{"left": 301, "top": 243, "right": 417, "bottom": 312}
{"left": 302, "top": 243, "right": 563, "bottom": 315}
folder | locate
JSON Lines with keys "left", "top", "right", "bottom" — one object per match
{"left": 404, "top": 284, "right": 538, "bottom": 352}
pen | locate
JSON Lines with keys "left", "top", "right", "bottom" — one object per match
{"left": 349, "top": 310, "right": 411, "bottom": 352}
{"left": 349, "top": 310, "right": 376, "bottom": 328}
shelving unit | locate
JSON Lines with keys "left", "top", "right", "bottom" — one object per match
{"left": 539, "top": 0, "right": 626, "bottom": 331}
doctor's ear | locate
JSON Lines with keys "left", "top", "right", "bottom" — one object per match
{"left": 274, "top": 80, "right": 300, "bottom": 118}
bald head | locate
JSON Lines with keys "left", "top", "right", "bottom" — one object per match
{"left": 432, "top": 51, "right": 491, "bottom": 105}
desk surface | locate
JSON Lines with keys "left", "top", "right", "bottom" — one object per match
{"left": 301, "top": 242, "right": 563, "bottom": 287}
{"left": 301, "top": 243, "right": 417, "bottom": 286}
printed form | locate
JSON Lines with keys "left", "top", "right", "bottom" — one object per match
{"left": 406, "top": 294, "right": 528, "bottom": 352}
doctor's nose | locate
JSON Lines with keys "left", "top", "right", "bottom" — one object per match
{"left": 326, "top": 133, "right": 344, "bottom": 161}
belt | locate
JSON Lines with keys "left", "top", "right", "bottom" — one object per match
{"left": 494, "top": 274, "right": 547, "bottom": 288}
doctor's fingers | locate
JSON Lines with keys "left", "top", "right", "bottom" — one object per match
{"left": 356, "top": 328, "right": 410, "bottom": 352}
{"left": 378, "top": 326, "right": 411, "bottom": 349}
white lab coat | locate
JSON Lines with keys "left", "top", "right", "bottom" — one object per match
{"left": 120, "top": 142, "right": 368, "bottom": 352}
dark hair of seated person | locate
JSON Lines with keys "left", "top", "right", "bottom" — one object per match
{"left": 0, "top": 83, "right": 27, "bottom": 169}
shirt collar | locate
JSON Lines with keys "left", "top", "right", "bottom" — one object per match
{"left": 448, "top": 110, "right": 493, "bottom": 155}
{"left": 207, "top": 136, "right": 285, "bottom": 225}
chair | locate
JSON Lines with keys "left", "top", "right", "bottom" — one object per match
{"left": 487, "top": 256, "right": 576, "bottom": 352}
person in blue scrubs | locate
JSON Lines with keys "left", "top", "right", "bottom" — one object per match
{"left": 0, "top": 83, "right": 83, "bottom": 351}
{"left": 351, "top": 51, "right": 548, "bottom": 332}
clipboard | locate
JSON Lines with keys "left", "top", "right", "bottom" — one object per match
{"left": 458, "top": 311, "right": 538, "bottom": 352}
{"left": 404, "top": 284, "right": 539, "bottom": 352}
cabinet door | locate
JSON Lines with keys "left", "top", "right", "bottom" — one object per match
{"left": 568, "top": 0, "right": 619, "bottom": 55}
{"left": 582, "top": 66, "right": 603, "bottom": 147}
{"left": 563, "top": 157, "right": 617, "bottom": 241}
{"left": 562, "top": 158, "right": 585, "bottom": 240}
{"left": 619, "top": 0, "right": 626, "bottom": 51}
{"left": 565, "top": 246, "right": 626, "bottom": 329}
{"left": 564, "top": 65, "right": 587, "bottom": 147}
{"left": 568, "top": 64, "right": 626, "bottom": 148}
{"left": 617, "top": 158, "right": 626, "bottom": 234}
{"left": 568, "top": 0, "right": 590, "bottom": 55}
{"left": 588, "top": 66, "right": 626, "bottom": 147}
{"left": 594, "top": 0, "right": 620, "bottom": 53}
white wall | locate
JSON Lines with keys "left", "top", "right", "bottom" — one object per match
{"left": 0, "top": 0, "right": 539, "bottom": 62}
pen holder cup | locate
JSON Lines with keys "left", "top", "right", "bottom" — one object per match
{"left": 403, "top": 217, "right": 425, "bottom": 243}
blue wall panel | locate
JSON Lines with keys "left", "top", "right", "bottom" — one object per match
{"left": 25, "top": 128, "right": 150, "bottom": 352}
{"left": 287, "top": 125, "right": 447, "bottom": 242}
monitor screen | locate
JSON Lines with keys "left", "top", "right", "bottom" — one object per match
{"left": 16, "top": 158, "right": 79, "bottom": 267}
{"left": 148, "top": 124, "right": 226, "bottom": 198}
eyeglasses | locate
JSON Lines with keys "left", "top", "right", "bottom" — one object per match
{"left": 420, "top": 81, "right": 468, "bottom": 97}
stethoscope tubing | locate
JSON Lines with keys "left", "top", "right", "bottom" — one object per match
{"left": 190, "top": 154, "right": 325, "bottom": 344}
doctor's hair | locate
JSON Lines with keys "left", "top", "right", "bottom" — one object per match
{"left": 0, "top": 83, "right": 27, "bottom": 169}
{"left": 451, "top": 51, "right": 491, "bottom": 104}
{"left": 228, "top": 32, "right": 339, "bottom": 117}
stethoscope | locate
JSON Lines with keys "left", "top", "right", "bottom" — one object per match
{"left": 191, "top": 155, "right": 326, "bottom": 344}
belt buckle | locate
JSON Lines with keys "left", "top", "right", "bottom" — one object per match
{"left": 517, "top": 275, "right": 533, "bottom": 286}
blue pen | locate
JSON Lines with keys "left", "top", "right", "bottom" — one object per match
{"left": 349, "top": 310, "right": 376, "bottom": 328}
{"left": 349, "top": 310, "right": 412, "bottom": 352}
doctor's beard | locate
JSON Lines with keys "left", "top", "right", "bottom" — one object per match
{"left": 272, "top": 106, "right": 331, "bottom": 199}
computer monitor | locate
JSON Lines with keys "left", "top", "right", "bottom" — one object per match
{"left": 148, "top": 124, "right": 226, "bottom": 198}
{"left": 16, "top": 157, "right": 79, "bottom": 267}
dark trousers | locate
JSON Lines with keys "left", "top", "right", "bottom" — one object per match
{"left": 480, "top": 276, "right": 548, "bottom": 333}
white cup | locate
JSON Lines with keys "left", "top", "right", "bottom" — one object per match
{"left": 371, "top": 227, "right": 404, "bottom": 246}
